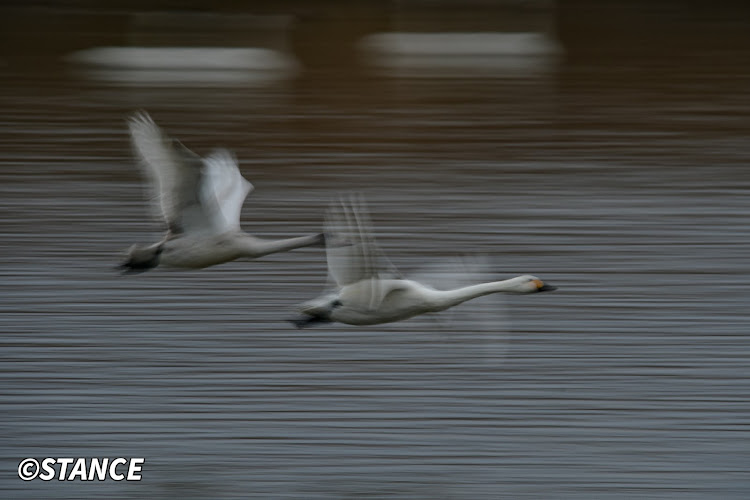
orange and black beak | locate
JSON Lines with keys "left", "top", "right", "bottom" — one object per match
{"left": 533, "top": 279, "right": 557, "bottom": 293}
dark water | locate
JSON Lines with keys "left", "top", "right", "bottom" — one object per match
{"left": 2, "top": 2, "right": 750, "bottom": 498}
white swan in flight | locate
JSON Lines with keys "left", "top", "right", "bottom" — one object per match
{"left": 290, "top": 194, "right": 556, "bottom": 327}
{"left": 119, "top": 111, "right": 323, "bottom": 273}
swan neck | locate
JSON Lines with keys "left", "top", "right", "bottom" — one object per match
{"left": 434, "top": 279, "right": 518, "bottom": 309}
{"left": 237, "top": 233, "right": 322, "bottom": 257}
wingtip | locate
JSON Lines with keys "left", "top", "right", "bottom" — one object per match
{"left": 129, "top": 109, "right": 151, "bottom": 121}
{"left": 127, "top": 110, "right": 158, "bottom": 132}
{"left": 207, "top": 148, "right": 237, "bottom": 163}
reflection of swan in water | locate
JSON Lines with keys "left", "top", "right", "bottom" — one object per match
{"left": 119, "top": 111, "right": 323, "bottom": 274}
{"left": 290, "top": 194, "right": 556, "bottom": 328}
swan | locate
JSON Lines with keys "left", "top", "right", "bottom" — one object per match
{"left": 289, "top": 194, "right": 556, "bottom": 328}
{"left": 118, "top": 111, "right": 323, "bottom": 273}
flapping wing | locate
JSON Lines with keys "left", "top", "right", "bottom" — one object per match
{"left": 201, "top": 149, "right": 253, "bottom": 233}
{"left": 325, "top": 194, "right": 400, "bottom": 310}
{"left": 128, "top": 111, "right": 251, "bottom": 236}
{"left": 412, "top": 255, "right": 512, "bottom": 363}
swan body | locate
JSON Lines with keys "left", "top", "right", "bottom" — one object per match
{"left": 291, "top": 195, "right": 555, "bottom": 328}
{"left": 119, "top": 111, "right": 323, "bottom": 273}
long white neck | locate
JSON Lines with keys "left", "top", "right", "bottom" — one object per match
{"left": 237, "top": 233, "right": 323, "bottom": 258}
{"left": 429, "top": 277, "right": 525, "bottom": 311}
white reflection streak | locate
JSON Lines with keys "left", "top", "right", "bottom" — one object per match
{"left": 65, "top": 47, "right": 298, "bottom": 85}
{"left": 359, "top": 32, "right": 562, "bottom": 77}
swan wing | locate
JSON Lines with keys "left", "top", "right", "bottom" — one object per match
{"left": 325, "top": 194, "right": 391, "bottom": 285}
{"left": 201, "top": 149, "right": 254, "bottom": 233}
{"left": 128, "top": 111, "right": 250, "bottom": 236}
{"left": 412, "top": 255, "right": 512, "bottom": 362}
{"left": 325, "top": 194, "right": 400, "bottom": 310}
{"left": 128, "top": 111, "right": 207, "bottom": 234}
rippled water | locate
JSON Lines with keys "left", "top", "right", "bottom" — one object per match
{"left": 2, "top": 3, "right": 750, "bottom": 499}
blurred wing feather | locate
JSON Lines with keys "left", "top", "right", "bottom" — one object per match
{"left": 201, "top": 149, "right": 253, "bottom": 233}
{"left": 128, "top": 111, "right": 251, "bottom": 235}
{"left": 325, "top": 194, "right": 400, "bottom": 310}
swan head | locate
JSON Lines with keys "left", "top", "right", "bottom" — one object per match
{"left": 512, "top": 275, "right": 557, "bottom": 293}
{"left": 118, "top": 244, "right": 163, "bottom": 274}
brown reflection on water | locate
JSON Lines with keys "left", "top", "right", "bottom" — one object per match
{"left": 2, "top": 2, "right": 750, "bottom": 499}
